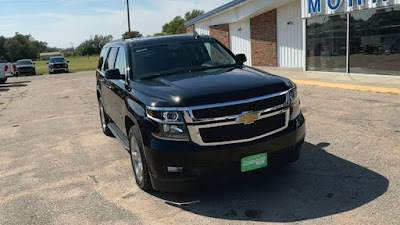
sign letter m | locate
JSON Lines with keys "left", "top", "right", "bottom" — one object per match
{"left": 309, "top": 0, "right": 321, "bottom": 14}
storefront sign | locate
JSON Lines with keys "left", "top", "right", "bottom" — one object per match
{"left": 303, "top": 0, "right": 399, "bottom": 18}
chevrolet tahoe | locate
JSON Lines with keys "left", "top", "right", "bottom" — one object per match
{"left": 96, "top": 34, "right": 305, "bottom": 192}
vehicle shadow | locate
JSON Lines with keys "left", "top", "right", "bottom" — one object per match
{"left": 154, "top": 142, "right": 389, "bottom": 222}
{"left": 0, "top": 84, "right": 28, "bottom": 88}
{"left": 3, "top": 81, "right": 31, "bottom": 85}
{"left": 0, "top": 88, "right": 9, "bottom": 92}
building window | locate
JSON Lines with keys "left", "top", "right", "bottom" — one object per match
{"left": 306, "top": 15, "right": 347, "bottom": 72}
{"left": 349, "top": 6, "right": 400, "bottom": 75}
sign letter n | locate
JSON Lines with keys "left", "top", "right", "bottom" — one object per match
{"left": 309, "top": 0, "right": 321, "bottom": 14}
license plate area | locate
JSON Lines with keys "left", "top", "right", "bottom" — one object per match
{"left": 241, "top": 153, "right": 268, "bottom": 172}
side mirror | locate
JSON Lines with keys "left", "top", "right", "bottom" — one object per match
{"left": 33, "top": 62, "right": 35, "bottom": 65}
{"left": 105, "top": 69, "right": 123, "bottom": 79}
{"left": 236, "top": 54, "right": 247, "bottom": 63}
{"left": 67, "top": 61, "right": 70, "bottom": 63}
{"left": 46, "top": 62, "right": 49, "bottom": 64}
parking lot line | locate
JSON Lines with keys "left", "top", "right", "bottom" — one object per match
{"left": 293, "top": 79, "right": 400, "bottom": 95}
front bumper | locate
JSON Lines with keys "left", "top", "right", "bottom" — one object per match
{"left": 143, "top": 113, "right": 306, "bottom": 192}
{"left": 16, "top": 68, "right": 35, "bottom": 75}
{"left": 50, "top": 67, "right": 69, "bottom": 73}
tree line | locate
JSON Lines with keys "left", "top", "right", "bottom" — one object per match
{"left": 0, "top": 10, "right": 204, "bottom": 62}
{"left": 0, "top": 33, "right": 59, "bottom": 62}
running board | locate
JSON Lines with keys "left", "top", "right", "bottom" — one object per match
{"left": 107, "top": 123, "right": 129, "bottom": 150}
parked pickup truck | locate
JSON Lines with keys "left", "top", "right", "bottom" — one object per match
{"left": 16, "top": 59, "right": 36, "bottom": 76}
{"left": 96, "top": 34, "right": 305, "bottom": 192}
{"left": 47, "top": 56, "right": 69, "bottom": 74}
{"left": 0, "top": 61, "right": 8, "bottom": 84}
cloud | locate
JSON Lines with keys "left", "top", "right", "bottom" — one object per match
{"left": 0, "top": 0, "right": 232, "bottom": 48}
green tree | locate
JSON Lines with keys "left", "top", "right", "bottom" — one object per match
{"left": 162, "top": 16, "right": 186, "bottom": 35}
{"left": 160, "top": 9, "right": 204, "bottom": 35}
{"left": 75, "top": 35, "right": 113, "bottom": 56}
{"left": 185, "top": 9, "right": 204, "bottom": 21}
{"left": 0, "top": 36, "right": 7, "bottom": 61}
{"left": 122, "top": 31, "right": 143, "bottom": 39}
{"left": 4, "top": 33, "right": 37, "bottom": 61}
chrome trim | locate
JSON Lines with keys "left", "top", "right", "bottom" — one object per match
{"left": 146, "top": 89, "right": 293, "bottom": 146}
{"left": 151, "top": 133, "right": 190, "bottom": 142}
{"left": 146, "top": 109, "right": 185, "bottom": 124}
{"left": 146, "top": 89, "right": 291, "bottom": 112}
{"left": 187, "top": 109, "right": 290, "bottom": 146}
{"left": 187, "top": 102, "right": 289, "bottom": 123}
{"left": 146, "top": 89, "right": 292, "bottom": 124}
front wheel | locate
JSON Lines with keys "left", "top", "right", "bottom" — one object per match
{"left": 129, "top": 126, "right": 152, "bottom": 191}
{"left": 98, "top": 97, "right": 113, "bottom": 136}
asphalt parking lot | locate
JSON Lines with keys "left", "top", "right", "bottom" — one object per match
{"left": 0, "top": 72, "right": 399, "bottom": 225}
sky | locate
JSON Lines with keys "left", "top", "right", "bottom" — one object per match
{"left": 0, "top": 0, "right": 232, "bottom": 48}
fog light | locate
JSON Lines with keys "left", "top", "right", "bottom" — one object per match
{"left": 167, "top": 166, "right": 183, "bottom": 173}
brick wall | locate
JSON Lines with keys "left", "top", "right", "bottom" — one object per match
{"left": 186, "top": 25, "right": 194, "bottom": 34}
{"left": 250, "top": 10, "right": 277, "bottom": 67}
{"left": 210, "top": 24, "right": 230, "bottom": 49}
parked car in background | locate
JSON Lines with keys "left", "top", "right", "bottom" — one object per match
{"left": 0, "top": 61, "right": 8, "bottom": 84}
{"left": 16, "top": 59, "right": 36, "bottom": 76}
{"left": 6, "top": 63, "right": 17, "bottom": 77}
{"left": 47, "top": 56, "right": 69, "bottom": 74}
{"left": 96, "top": 35, "right": 305, "bottom": 192}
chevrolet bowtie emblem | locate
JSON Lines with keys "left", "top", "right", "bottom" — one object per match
{"left": 236, "top": 111, "right": 261, "bottom": 125}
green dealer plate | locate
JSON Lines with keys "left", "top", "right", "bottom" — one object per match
{"left": 241, "top": 153, "right": 268, "bottom": 172}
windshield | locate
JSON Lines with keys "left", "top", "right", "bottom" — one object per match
{"left": 50, "top": 57, "right": 66, "bottom": 63}
{"left": 17, "top": 60, "right": 33, "bottom": 65}
{"left": 131, "top": 39, "right": 238, "bottom": 80}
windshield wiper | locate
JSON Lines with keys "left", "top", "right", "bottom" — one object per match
{"left": 140, "top": 67, "right": 194, "bottom": 80}
{"left": 139, "top": 65, "right": 238, "bottom": 80}
{"left": 189, "top": 65, "right": 238, "bottom": 72}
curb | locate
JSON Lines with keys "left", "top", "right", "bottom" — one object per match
{"left": 292, "top": 80, "right": 400, "bottom": 95}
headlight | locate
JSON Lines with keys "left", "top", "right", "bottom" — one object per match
{"left": 146, "top": 109, "right": 189, "bottom": 141}
{"left": 289, "top": 87, "right": 301, "bottom": 120}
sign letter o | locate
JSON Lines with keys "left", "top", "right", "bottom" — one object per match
{"left": 328, "top": 0, "right": 342, "bottom": 10}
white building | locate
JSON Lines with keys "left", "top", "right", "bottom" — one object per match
{"left": 185, "top": 0, "right": 400, "bottom": 76}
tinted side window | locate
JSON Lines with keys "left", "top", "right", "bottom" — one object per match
{"left": 204, "top": 43, "right": 231, "bottom": 64}
{"left": 98, "top": 47, "right": 110, "bottom": 71}
{"left": 115, "top": 48, "right": 126, "bottom": 76}
{"left": 105, "top": 47, "right": 118, "bottom": 70}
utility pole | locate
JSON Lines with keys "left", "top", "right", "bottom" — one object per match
{"left": 126, "top": 0, "right": 131, "bottom": 32}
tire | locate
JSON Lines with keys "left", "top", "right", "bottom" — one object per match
{"left": 33, "top": 71, "right": 36, "bottom": 75}
{"left": 129, "top": 126, "right": 152, "bottom": 191}
{"left": 0, "top": 78, "right": 6, "bottom": 84}
{"left": 285, "top": 145, "right": 302, "bottom": 166}
{"left": 98, "top": 97, "right": 113, "bottom": 137}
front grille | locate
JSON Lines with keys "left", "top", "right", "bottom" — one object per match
{"left": 198, "top": 113, "right": 286, "bottom": 143}
{"left": 54, "top": 64, "right": 66, "bottom": 68}
{"left": 18, "top": 68, "right": 32, "bottom": 72}
{"left": 192, "top": 94, "right": 286, "bottom": 119}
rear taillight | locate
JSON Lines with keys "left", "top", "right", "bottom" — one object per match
{"left": 5, "top": 65, "right": 9, "bottom": 71}
{"left": 13, "top": 64, "right": 16, "bottom": 71}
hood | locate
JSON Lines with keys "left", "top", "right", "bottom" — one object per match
{"left": 17, "top": 65, "right": 34, "bottom": 69}
{"left": 132, "top": 67, "right": 293, "bottom": 107}
{"left": 50, "top": 62, "right": 68, "bottom": 65}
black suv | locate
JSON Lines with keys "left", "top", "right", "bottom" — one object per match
{"left": 96, "top": 34, "right": 305, "bottom": 192}
{"left": 47, "top": 56, "right": 69, "bottom": 74}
